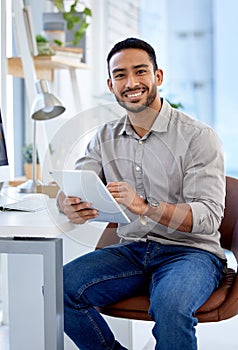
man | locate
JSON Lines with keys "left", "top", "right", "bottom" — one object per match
{"left": 58, "top": 38, "right": 226, "bottom": 349}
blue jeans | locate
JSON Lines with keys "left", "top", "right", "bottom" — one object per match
{"left": 64, "top": 241, "right": 225, "bottom": 350}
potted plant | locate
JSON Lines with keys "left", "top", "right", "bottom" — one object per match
{"left": 50, "top": 0, "right": 92, "bottom": 47}
{"left": 36, "top": 34, "right": 55, "bottom": 55}
{"left": 22, "top": 144, "right": 41, "bottom": 179}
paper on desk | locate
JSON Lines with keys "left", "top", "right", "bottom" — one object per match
{"left": 0, "top": 197, "right": 47, "bottom": 212}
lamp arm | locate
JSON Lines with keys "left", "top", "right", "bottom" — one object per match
{"left": 32, "top": 120, "right": 37, "bottom": 186}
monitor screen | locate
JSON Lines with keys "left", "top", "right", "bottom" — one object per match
{"left": 0, "top": 109, "right": 10, "bottom": 183}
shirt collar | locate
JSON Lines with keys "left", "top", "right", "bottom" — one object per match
{"left": 150, "top": 98, "right": 171, "bottom": 133}
{"left": 116, "top": 115, "right": 134, "bottom": 136}
{"left": 115, "top": 98, "right": 172, "bottom": 136}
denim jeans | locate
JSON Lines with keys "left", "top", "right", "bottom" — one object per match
{"left": 64, "top": 241, "right": 224, "bottom": 350}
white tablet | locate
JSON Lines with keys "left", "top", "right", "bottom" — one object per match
{"left": 50, "top": 169, "right": 131, "bottom": 224}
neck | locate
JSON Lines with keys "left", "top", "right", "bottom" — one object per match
{"left": 128, "top": 98, "right": 162, "bottom": 138}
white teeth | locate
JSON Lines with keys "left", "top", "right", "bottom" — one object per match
{"left": 127, "top": 92, "right": 142, "bottom": 98}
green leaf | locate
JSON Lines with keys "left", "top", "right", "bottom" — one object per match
{"left": 84, "top": 7, "right": 92, "bottom": 17}
{"left": 53, "top": 39, "right": 63, "bottom": 46}
{"left": 36, "top": 34, "right": 48, "bottom": 43}
{"left": 59, "top": 2, "right": 92, "bottom": 46}
{"left": 53, "top": 0, "right": 64, "bottom": 12}
{"left": 70, "top": 0, "right": 78, "bottom": 14}
{"left": 166, "top": 100, "right": 184, "bottom": 109}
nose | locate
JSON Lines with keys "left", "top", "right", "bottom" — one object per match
{"left": 125, "top": 73, "right": 139, "bottom": 89}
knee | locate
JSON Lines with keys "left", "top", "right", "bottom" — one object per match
{"left": 63, "top": 258, "right": 96, "bottom": 309}
{"left": 63, "top": 264, "right": 77, "bottom": 306}
{"left": 63, "top": 257, "right": 89, "bottom": 292}
{"left": 63, "top": 261, "right": 85, "bottom": 307}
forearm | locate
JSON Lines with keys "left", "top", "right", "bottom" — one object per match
{"left": 144, "top": 202, "right": 193, "bottom": 233}
{"left": 107, "top": 181, "right": 193, "bottom": 232}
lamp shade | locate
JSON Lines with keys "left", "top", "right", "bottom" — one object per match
{"left": 31, "top": 80, "right": 65, "bottom": 120}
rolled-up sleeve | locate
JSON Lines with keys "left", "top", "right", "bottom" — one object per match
{"left": 189, "top": 201, "right": 223, "bottom": 234}
{"left": 183, "top": 127, "right": 225, "bottom": 234}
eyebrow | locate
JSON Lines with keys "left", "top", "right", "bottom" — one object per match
{"left": 111, "top": 64, "right": 149, "bottom": 75}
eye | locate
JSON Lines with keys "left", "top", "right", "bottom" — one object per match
{"left": 114, "top": 73, "right": 125, "bottom": 80}
{"left": 137, "top": 69, "right": 147, "bottom": 75}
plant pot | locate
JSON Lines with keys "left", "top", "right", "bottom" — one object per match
{"left": 24, "top": 163, "right": 42, "bottom": 180}
{"left": 37, "top": 42, "right": 54, "bottom": 56}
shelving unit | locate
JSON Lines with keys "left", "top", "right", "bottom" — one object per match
{"left": 8, "top": 55, "right": 90, "bottom": 81}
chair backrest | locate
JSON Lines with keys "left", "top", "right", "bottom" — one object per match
{"left": 219, "top": 176, "right": 238, "bottom": 260}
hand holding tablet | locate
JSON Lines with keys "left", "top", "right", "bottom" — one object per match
{"left": 50, "top": 169, "right": 131, "bottom": 224}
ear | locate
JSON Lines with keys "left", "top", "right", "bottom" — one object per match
{"left": 107, "top": 78, "right": 114, "bottom": 93}
{"left": 155, "top": 69, "right": 163, "bottom": 86}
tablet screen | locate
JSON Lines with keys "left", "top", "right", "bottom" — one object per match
{"left": 50, "top": 169, "right": 130, "bottom": 224}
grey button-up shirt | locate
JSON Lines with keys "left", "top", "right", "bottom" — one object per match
{"left": 75, "top": 99, "right": 226, "bottom": 260}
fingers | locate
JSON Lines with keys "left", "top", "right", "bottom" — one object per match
{"left": 107, "top": 182, "right": 137, "bottom": 210}
{"left": 107, "top": 182, "right": 145, "bottom": 215}
{"left": 107, "top": 182, "right": 127, "bottom": 199}
{"left": 62, "top": 197, "right": 98, "bottom": 224}
{"left": 68, "top": 208, "right": 98, "bottom": 224}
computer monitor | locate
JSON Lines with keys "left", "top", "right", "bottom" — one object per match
{"left": 0, "top": 109, "right": 10, "bottom": 189}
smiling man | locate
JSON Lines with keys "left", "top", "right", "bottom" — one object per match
{"left": 108, "top": 48, "right": 161, "bottom": 114}
{"left": 60, "top": 38, "right": 226, "bottom": 349}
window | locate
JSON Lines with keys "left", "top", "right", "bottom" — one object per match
{"left": 140, "top": 0, "right": 238, "bottom": 177}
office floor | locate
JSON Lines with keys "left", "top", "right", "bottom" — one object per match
{"left": 1, "top": 316, "right": 238, "bottom": 349}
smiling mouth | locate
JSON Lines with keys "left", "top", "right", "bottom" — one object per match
{"left": 126, "top": 91, "right": 142, "bottom": 98}
{"left": 124, "top": 89, "right": 146, "bottom": 100}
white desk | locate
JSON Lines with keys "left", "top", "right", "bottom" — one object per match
{"left": 0, "top": 188, "right": 132, "bottom": 350}
{"left": 0, "top": 190, "right": 66, "bottom": 350}
{"left": 0, "top": 188, "right": 106, "bottom": 241}
{"left": 0, "top": 188, "right": 68, "bottom": 237}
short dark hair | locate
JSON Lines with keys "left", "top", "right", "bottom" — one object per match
{"left": 107, "top": 37, "right": 158, "bottom": 78}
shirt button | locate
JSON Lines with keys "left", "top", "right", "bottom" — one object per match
{"left": 136, "top": 166, "right": 141, "bottom": 172}
{"left": 139, "top": 140, "right": 143, "bottom": 144}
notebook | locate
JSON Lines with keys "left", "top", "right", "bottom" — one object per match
{"left": 0, "top": 195, "right": 47, "bottom": 212}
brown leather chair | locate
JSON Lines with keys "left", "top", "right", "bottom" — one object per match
{"left": 96, "top": 176, "right": 238, "bottom": 323}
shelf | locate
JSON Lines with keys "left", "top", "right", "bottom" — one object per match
{"left": 7, "top": 56, "right": 90, "bottom": 81}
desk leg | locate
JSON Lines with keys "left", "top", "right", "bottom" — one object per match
{"left": 42, "top": 239, "right": 64, "bottom": 350}
{"left": 0, "top": 238, "right": 64, "bottom": 350}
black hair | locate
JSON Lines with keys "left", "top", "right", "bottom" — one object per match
{"left": 107, "top": 37, "right": 158, "bottom": 78}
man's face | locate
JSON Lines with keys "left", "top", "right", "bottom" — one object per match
{"left": 107, "top": 48, "right": 163, "bottom": 113}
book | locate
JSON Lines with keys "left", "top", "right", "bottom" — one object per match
{"left": 51, "top": 46, "right": 83, "bottom": 63}
{"left": 51, "top": 46, "right": 83, "bottom": 55}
